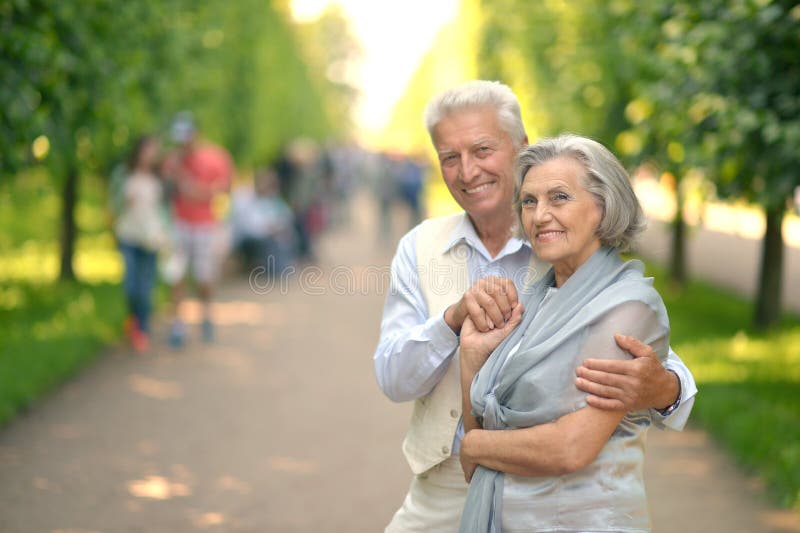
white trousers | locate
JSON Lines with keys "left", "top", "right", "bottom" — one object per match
{"left": 385, "top": 456, "right": 469, "bottom": 533}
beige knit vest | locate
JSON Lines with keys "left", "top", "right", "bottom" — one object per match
{"left": 401, "top": 213, "right": 471, "bottom": 475}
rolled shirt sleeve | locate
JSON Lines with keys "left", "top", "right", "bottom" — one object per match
{"left": 651, "top": 348, "right": 698, "bottom": 431}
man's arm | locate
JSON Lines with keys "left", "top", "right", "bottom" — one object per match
{"left": 575, "top": 335, "right": 697, "bottom": 430}
{"left": 374, "top": 229, "right": 460, "bottom": 402}
{"left": 461, "top": 301, "right": 665, "bottom": 480}
{"left": 374, "top": 232, "right": 524, "bottom": 402}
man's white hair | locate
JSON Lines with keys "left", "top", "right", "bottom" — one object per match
{"left": 424, "top": 80, "right": 527, "bottom": 148}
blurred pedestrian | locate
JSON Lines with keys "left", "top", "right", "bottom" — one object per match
{"left": 374, "top": 151, "right": 400, "bottom": 241}
{"left": 230, "top": 167, "right": 296, "bottom": 275}
{"left": 110, "top": 135, "right": 171, "bottom": 352}
{"left": 161, "top": 112, "right": 233, "bottom": 347}
{"left": 397, "top": 154, "right": 427, "bottom": 229}
{"left": 284, "top": 138, "right": 327, "bottom": 261}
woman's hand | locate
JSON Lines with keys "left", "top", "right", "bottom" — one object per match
{"left": 460, "top": 451, "right": 478, "bottom": 483}
{"left": 460, "top": 303, "right": 524, "bottom": 375}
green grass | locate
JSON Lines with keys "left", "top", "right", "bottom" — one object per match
{"left": 0, "top": 170, "right": 130, "bottom": 425}
{"left": 0, "top": 281, "right": 127, "bottom": 425}
{"left": 644, "top": 261, "right": 800, "bottom": 511}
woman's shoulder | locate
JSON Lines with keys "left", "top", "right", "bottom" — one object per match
{"left": 594, "top": 260, "right": 667, "bottom": 316}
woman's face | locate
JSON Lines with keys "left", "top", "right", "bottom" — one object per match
{"left": 519, "top": 156, "right": 603, "bottom": 280}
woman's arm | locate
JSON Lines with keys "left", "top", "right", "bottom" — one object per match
{"left": 458, "top": 306, "right": 524, "bottom": 480}
{"left": 460, "top": 405, "right": 625, "bottom": 477}
{"left": 459, "top": 304, "right": 524, "bottom": 431}
{"left": 462, "top": 299, "right": 668, "bottom": 478}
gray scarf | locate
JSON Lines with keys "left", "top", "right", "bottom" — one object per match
{"left": 458, "top": 246, "right": 669, "bottom": 532}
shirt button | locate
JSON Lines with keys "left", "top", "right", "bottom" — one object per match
{"left": 442, "top": 446, "right": 450, "bottom": 455}
{"left": 450, "top": 409, "right": 459, "bottom": 418}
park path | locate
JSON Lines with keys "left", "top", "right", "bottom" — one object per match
{"left": 0, "top": 190, "right": 798, "bottom": 532}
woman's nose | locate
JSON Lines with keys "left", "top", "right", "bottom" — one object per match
{"left": 533, "top": 203, "right": 552, "bottom": 222}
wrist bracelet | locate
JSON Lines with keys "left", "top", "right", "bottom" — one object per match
{"left": 657, "top": 370, "right": 682, "bottom": 416}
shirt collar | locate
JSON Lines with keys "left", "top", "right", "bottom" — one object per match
{"left": 442, "top": 212, "right": 531, "bottom": 261}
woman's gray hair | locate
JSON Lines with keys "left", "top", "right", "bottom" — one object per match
{"left": 514, "top": 134, "right": 646, "bottom": 252}
{"left": 424, "top": 80, "right": 527, "bottom": 148}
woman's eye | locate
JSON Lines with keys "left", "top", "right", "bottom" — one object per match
{"left": 521, "top": 197, "right": 536, "bottom": 207}
{"left": 552, "top": 192, "right": 570, "bottom": 202}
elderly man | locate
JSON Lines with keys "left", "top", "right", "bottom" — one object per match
{"left": 374, "top": 80, "right": 697, "bottom": 531}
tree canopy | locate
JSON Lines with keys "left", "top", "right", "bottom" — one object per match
{"left": 475, "top": 0, "right": 800, "bottom": 328}
{"left": 0, "top": 0, "right": 356, "bottom": 279}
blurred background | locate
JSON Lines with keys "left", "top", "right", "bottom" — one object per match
{"left": 1, "top": 0, "right": 799, "bottom": 531}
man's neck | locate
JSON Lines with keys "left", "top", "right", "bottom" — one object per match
{"left": 468, "top": 211, "right": 516, "bottom": 258}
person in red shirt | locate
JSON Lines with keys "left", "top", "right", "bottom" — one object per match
{"left": 162, "top": 112, "right": 233, "bottom": 347}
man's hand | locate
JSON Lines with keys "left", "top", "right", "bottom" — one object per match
{"left": 575, "top": 334, "right": 679, "bottom": 412}
{"left": 460, "top": 304, "right": 523, "bottom": 375}
{"left": 444, "top": 276, "right": 519, "bottom": 334}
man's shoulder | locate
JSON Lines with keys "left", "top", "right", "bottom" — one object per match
{"left": 406, "top": 212, "right": 466, "bottom": 260}
{"left": 416, "top": 212, "right": 465, "bottom": 236}
{"left": 394, "top": 212, "right": 466, "bottom": 258}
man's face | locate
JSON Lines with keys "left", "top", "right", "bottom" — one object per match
{"left": 431, "top": 106, "right": 518, "bottom": 222}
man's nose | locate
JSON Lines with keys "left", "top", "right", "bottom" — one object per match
{"left": 460, "top": 154, "right": 480, "bottom": 183}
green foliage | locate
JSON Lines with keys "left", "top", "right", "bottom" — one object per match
{"left": 646, "top": 261, "right": 800, "bottom": 510}
{"left": 292, "top": 3, "right": 362, "bottom": 139}
{"left": 0, "top": 281, "right": 126, "bottom": 425}
{"left": 477, "top": 0, "right": 798, "bottom": 326}
{"left": 649, "top": 1, "right": 800, "bottom": 209}
{"left": 477, "top": 0, "right": 631, "bottom": 145}
{"left": 0, "top": 1, "right": 356, "bottom": 280}
{"left": 0, "top": 168, "right": 121, "bottom": 283}
{"left": 0, "top": 0, "right": 351, "bottom": 176}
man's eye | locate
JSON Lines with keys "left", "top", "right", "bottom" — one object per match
{"left": 441, "top": 155, "right": 458, "bottom": 165}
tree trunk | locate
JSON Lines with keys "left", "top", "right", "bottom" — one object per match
{"left": 58, "top": 163, "right": 78, "bottom": 282}
{"left": 753, "top": 205, "right": 784, "bottom": 330}
{"left": 669, "top": 188, "right": 687, "bottom": 286}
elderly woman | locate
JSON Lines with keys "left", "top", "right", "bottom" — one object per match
{"left": 457, "top": 134, "right": 670, "bottom": 532}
